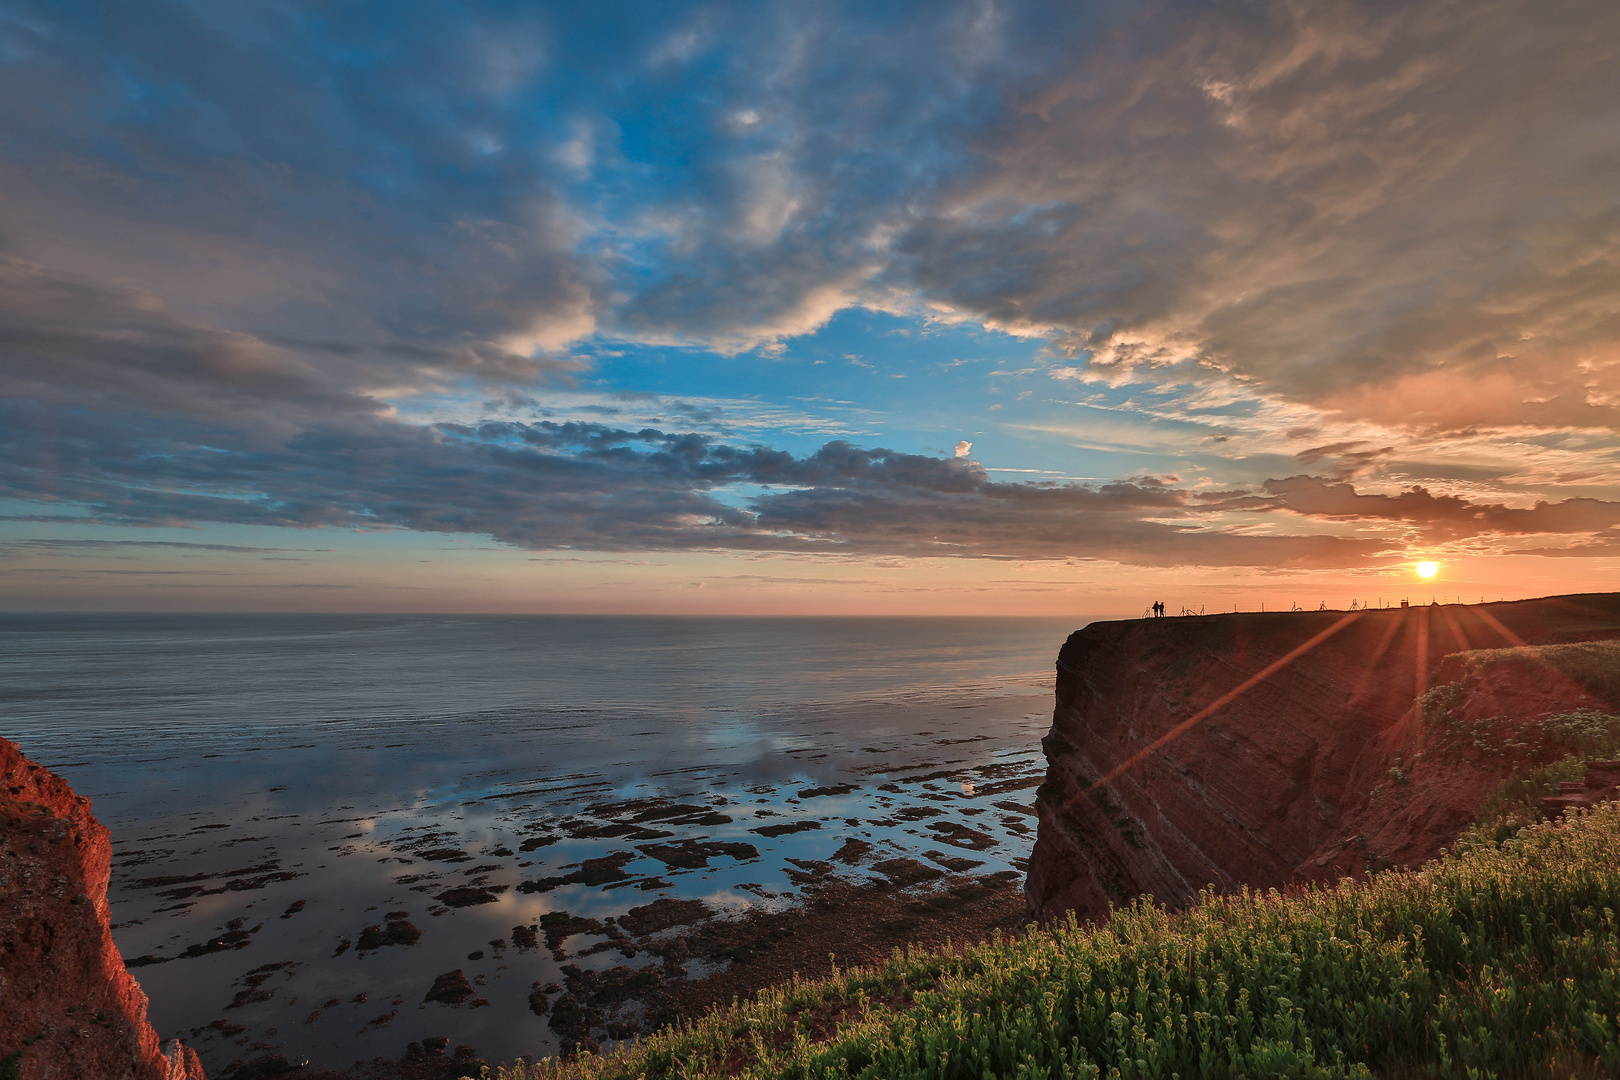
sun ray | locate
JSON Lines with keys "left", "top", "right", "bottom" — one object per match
{"left": 1438, "top": 605, "right": 1473, "bottom": 653}
{"left": 1472, "top": 607, "right": 1528, "bottom": 648}
{"left": 1077, "top": 611, "right": 1364, "bottom": 799}
{"left": 1462, "top": 604, "right": 1596, "bottom": 702}
{"left": 1414, "top": 604, "right": 1431, "bottom": 709}
{"left": 1348, "top": 610, "right": 1406, "bottom": 706}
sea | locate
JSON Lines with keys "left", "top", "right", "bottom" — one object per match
{"left": 0, "top": 614, "right": 1081, "bottom": 1071}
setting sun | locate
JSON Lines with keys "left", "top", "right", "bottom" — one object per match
{"left": 1416, "top": 561, "right": 1439, "bottom": 578}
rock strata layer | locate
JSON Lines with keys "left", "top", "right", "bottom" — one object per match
{"left": 1027, "top": 593, "right": 1620, "bottom": 923}
{"left": 1, "top": 737, "right": 205, "bottom": 1080}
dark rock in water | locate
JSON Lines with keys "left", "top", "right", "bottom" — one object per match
{"left": 517, "top": 850, "right": 637, "bottom": 892}
{"left": 420, "top": 1035, "right": 450, "bottom": 1055}
{"left": 356, "top": 913, "right": 421, "bottom": 950}
{"left": 870, "top": 858, "right": 944, "bottom": 888}
{"left": 527, "top": 984, "right": 550, "bottom": 1016}
{"left": 1026, "top": 592, "right": 1620, "bottom": 924}
{"left": 797, "top": 783, "right": 857, "bottom": 799}
{"left": 831, "top": 838, "right": 873, "bottom": 864}
{"left": 178, "top": 918, "right": 263, "bottom": 958}
{"left": 423, "top": 970, "right": 474, "bottom": 1005}
{"left": 220, "top": 1055, "right": 301, "bottom": 1079}
{"left": 436, "top": 886, "right": 500, "bottom": 908}
{"left": 750, "top": 820, "right": 821, "bottom": 838}
{"left": 415, "top": 847, "right": 471, "bottom": 863}
{"left": 546, "top": 963, "right": 666, "bottom": 1054}
{"left": 224, "top": 961, "right": 296, "bottom": 1010}
{"left": 782, "top": 858, "right": 831, "bottom": 887}
{"left": 0, "top": 736, "right": 207, "bottom": 1079}
{"left": 616, "top": 898, "right": 710, "bottom": 937}
{"left": 636, "top": 839, "right": 758, "bottom": 869}
{"left": 510, "top": 923, "right": 538, "bottom": 950}
{"left": 560, "top": 820, "right": 674, "bottom": 841}
{"left": 538, "top": 911, "right": 606, "bottom": 957}
{"left": 926, "top": 821, "right": 995, "bottom": 850}
{"left": 922, "top": 850, "right": 983, "bottom": 872}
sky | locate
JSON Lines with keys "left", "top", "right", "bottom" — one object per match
{"left": 2, "top": 0, "right": 1618, "bottom": 615}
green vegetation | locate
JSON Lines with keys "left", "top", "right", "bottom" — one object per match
{"left": 1434, "top": 702, "right": 1620, "bottom": 848}
{"left": 1459, "top": 640, "right": 1620, "bottom": 711}
{"left": 480, "top": 802, "right": 1620, "bottom": 1080}
{"left": 1436, "top": 706, "right": 1620, "bottom": 769}
{"left": 1426, "top": 641, "right": 1620, "bottom": 724}
{"left": 1416, "top": 635, "right": 1620, "bottom": 851}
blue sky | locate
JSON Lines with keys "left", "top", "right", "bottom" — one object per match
{"left": 3, "top": 0, "right": 1619, "bottom": 613}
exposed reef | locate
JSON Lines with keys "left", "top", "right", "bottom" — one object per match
{"left": 1, "top": 737, "right": 205, "bottom": 1080}
{"left": 1026, "top": 593, "right": 1620, "bottom": 923}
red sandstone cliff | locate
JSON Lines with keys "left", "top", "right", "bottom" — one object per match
{"left": 1, "top": 737, "right": 205, "bottom": 1080}
{"left": 1026, "top": 593, "right": 1620, "bottom": 923}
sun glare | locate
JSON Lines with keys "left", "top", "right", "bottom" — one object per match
{"left": 1416, "top": 561, "right": 1439, "bottom": 578}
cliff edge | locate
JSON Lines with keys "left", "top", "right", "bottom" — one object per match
{"left": 1026, "top": 593, "right": 1620, "bottom": 923}
{"left": 1, "top": 737, "right": 205, "bottom": 1080}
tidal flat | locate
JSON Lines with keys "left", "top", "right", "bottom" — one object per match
{"left": 1, "top": 614, "right": 1071, "bottom": 1072}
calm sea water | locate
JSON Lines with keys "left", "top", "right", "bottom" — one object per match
{"left": 1, "top": 614, "right": 1080, "bottom": 1071}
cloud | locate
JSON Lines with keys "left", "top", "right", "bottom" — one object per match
{"left": 1, "top": 0, "right": 1617, "bottom": 581}
{"left": 17, "top": 400, "right": 1616, "bottom": 568}
{"left": 6, "top": 0, "right": 1618, "bottom": 423}
{"left": 908, "top": 0, "right": 1620, "bottom": 434}
{"left": 0, "top": 3, "right": 607, "bottom": 369}
{"left": 0, "top": 259, "right": 379, "bottom": 437}
{"left": 1263, "top": 475, "right": 1620, "bottom": 541}
{"left": 0, "top": 257, "right": 591, "bottom": 455}
{"left": 0, "top": 539, "right": 328, "bottom": 556}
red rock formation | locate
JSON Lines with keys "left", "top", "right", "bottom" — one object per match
{"left": 1541, "top": 761, "right": 1620, "bottom": 818}
{"left": 1, "top": 737, "right": 205, "bottom": 1080}
{"left": 1026, "top": 593, "right": 1620, "bottom": 923}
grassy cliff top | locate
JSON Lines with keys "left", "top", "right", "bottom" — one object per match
{"left": 1447, "top": 638, "right": 1620, "bottom": 710}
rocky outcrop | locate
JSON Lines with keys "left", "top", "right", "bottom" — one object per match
{"left": 1541, "top": 760, "right": 1620, "bottom": 818}
{"left": 1, "top": 737, "right": 205, "bottom": 1080}
{"left": 1026, "top": 593, "right": 1620, "bottom": 923}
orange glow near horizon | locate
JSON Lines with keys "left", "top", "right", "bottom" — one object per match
{"left": 0, "top": 524, "right": 1613, "bottom": 615}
